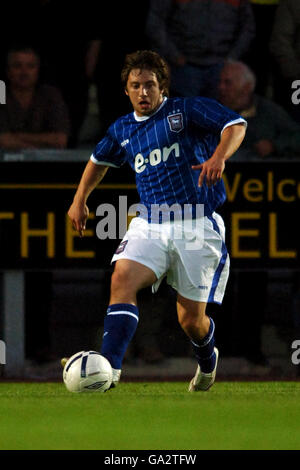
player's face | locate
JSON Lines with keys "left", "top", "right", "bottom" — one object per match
{"left": 7, "top": 52, "right": 40, "bottom": 90}
{"left": 125, "top": 68, "right": 164, "bottom": 117}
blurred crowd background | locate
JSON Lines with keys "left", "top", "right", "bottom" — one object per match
{"left": 1, "top": 0, "right": 300, "bottom": 158}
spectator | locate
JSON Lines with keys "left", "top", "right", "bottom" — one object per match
{"left": 0, "top": 0, "right": 102, "bottom": 148}
{"left": 33, "top": 0, "right": 102, "bottom": 148}
{"left": 269, "top": 0, "right": 300, "bottom": 123}
{"left": 0, "top": 45, "right": 70, "bottom": 150}
{"left": 94, "top": 1, "right": 151, "bottom": 137}
{"left": 146, "top": 0, "right": 255, "bottom": 99}
{"left": 218, "top": 60, "right": 300, "bottom": 159}
{"left": 245, "top": 0, "right": 279, "bottom": 96}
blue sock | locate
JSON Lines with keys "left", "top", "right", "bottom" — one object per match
{"left": 190, "top": 317, "right": 216, "bottom": 373}
{"left": 100, "top": 303, "right": 139, "bottom": 370}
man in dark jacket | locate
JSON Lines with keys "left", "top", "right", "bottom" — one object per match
{"left": 270, "top": 0, "right": 300, "bottom": 123}
{"left": 0, "top": 46, "right": 70, "bottom": 150}
{"left": 146, "top": 0, "right": 255, "bottom": 99}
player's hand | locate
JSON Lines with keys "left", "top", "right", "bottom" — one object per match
{"left": 68, "top": 201, "right": 89, "bottom": 237}
{"left": 192, "top": 155, "right": 225, "bottom": 187}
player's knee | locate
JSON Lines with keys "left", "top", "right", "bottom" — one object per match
{"left": 178, "top": 312, "right": 194, "bottom": 332}
{"left": 110, "top": 269, "right": 126, "bottom": 293}
{"left": 110, "top": 268, "right": 135, "bottom": 296}
{"left": 178, "top": 313, "right": 209, "bottom": 339}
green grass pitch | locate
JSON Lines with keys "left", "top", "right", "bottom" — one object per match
{"left": 0, "top": 381, "right": 300, "bottom": 450}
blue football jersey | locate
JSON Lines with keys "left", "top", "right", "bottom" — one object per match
{"left": 91, "top": 96, "right": 246, "bottom": 221}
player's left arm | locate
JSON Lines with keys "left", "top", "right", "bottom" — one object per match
{"left": 192, "top": 123, "right": 246, "bottom": 187}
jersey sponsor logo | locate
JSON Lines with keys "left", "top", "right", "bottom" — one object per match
{"left": 167, "top": 113, "right": 184, "bottom": 132}
{"left": 134, "top": 143, "right": 180, "bottom": 173}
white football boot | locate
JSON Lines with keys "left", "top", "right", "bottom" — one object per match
{"left": 188, "top": 347, "right": 219, "bottom": 392}
{"left": 110, "top": 368, "right": 121, "bottom": 388}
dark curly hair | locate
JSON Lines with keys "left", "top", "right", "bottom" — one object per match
{"left": 121, "top": 50, "right": 170, "bottom": 97}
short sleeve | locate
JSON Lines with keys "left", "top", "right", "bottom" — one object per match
{"left": 90, "top": 125, "right": 127, "bottom": 168}
{"left": 187, "top": 97, "right": 247, "bottom": 135}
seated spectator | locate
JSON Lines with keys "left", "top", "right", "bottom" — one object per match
{"left": 0, "top": 45, "right": 70, "bottom": 150}
{"left": 218, "top": 60, "right": 300, "bottom": 159}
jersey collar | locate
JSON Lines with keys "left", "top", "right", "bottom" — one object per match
{"left": 133, "top": 96, "right": 168, "bottom": 121}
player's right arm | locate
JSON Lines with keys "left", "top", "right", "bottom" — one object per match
{"left": 68, "top": 160, "right": 109, "bottom": 236}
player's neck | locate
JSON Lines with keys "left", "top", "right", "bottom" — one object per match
{"left": 134, "top": 96, "right": 167, "bottom": 121}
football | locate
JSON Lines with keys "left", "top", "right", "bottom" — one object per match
{"left": 63, "top": 351, "right": 113, "bottom": 393}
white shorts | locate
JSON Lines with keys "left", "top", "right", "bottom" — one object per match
{"left": 111, "top": 213, "right": 230, "bottom": 304}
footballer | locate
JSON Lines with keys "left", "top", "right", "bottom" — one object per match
{"left": 68, "top": 50, "right": 246, "bottom": 391}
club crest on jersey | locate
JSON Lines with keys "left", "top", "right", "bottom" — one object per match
{"left": 167, "top": 113, "right": 184, "bottom": 133}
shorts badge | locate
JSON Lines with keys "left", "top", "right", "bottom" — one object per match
{"left": 115, "top": 240, "right": 128, "bottom": 254}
